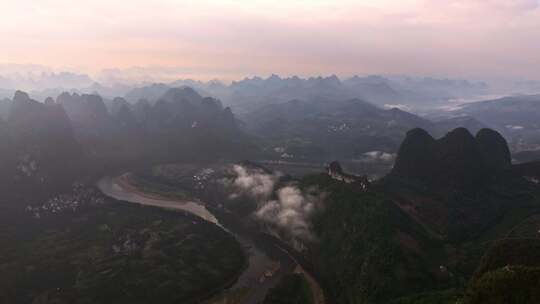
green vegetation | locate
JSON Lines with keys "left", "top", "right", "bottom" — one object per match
{"left": 301, "top": 174, "right": 454, "bottom": 304}
{"left": 301, "top": 171, "right": 540, "bottom": 303}
{"left": 263, "top": 274, "right": 313, "bottom": 304}
{"left": 465, "top": 266, "right": 540, "bottom": 304}
{"left": 472, "top": 239, "right": 540, "bottom": 280}
{"left": 0, "top": 192, "right": 245, "bottom": 304}
{"left": 460, "top": 238, "right": 540, "bottom": 304}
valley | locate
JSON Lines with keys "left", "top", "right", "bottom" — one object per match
{"left": 5, "top": 1, "right": 540, "bottom": 302}
{"left": 0, "top": 186, "right": 246, "bottom": 304}
{"left": 2, "top": 82, "right": 540, "bottom": 304}
{"left": 98, "top": 164, "right": 324, "bottom": 304}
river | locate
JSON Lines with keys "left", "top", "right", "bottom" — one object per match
{"left": 97, "top": 175, "right": 303, "bottom": 304}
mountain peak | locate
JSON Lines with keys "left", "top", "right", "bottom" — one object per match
{"left": 13, "top": 90, "right": 30, "bottom": 103}
{"left": 390, "top": 127, "right": 511, "bottom": 188}
{"left": 391, "top": 128, "right": 436, "bottom": 181}
{"left": 441, "top": 127, "right": 475, "bottom": 143}
{"left": 9, "top": 91, "right": 41, "bottom": 122}
{"left": 268, "top": 74, "right": 282, "bottom": 81}
{"left": 406, "top": 127, "right": 434, "bottom": 140}
{"left": 44, "top": 97, "right": 55, "bottom": 105}
{"left": 476, "top": 128, "right": 511, "bottom": 170}
{"left": 161, "top": 87, "right": 202, "bottom": 104}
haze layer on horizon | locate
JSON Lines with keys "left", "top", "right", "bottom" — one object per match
{"left": 1, "top": 0, "right": 540, "bottom": 81}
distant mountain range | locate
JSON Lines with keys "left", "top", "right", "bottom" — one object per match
{"left": 239, "top": 97, "right": 488, "bottom": 167}
{"left": 445, "top": 94, "right": 540, "bottom": 155}
{"left": 124, "top": 75, "right": 490, "bottom": 114}
{"left": 117, "top": 83, "right": 540, "bottom": 164}
{"left": 5, "top": 73, "right": 540, "bottom": 162}
{"left": 3, "top": 84, "right": 540, "bottom": 184}
{"left": 0, "top": 73, "right": 487, "bottom": 112}
{"left": 0, "top": 88, "right": 250, "bottom": 199}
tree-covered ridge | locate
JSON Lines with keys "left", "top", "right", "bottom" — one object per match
{"left": 0, "top": 187, "right": 245, "bottom": 304}
{"left": 462, "top": 239, "right": 540, "bottom": 304}
{"left": 301, "top": 174, "right": 453, "bottom": 303}
{"left": 299, "top": 127, "right": 540, "bottom": 303}
{"left": 465, "top": 266, "right": 540, "bottom": 304}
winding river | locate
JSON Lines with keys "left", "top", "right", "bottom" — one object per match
{"left": 97, "top": 176, "right": 220, "bottom": 225}
{"left": 97, "top": 175, "right": 303, "bottom": 304}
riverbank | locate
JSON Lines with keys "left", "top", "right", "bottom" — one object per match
{"left": 98, "top": 175, "right": 220, "bottom": 225}
{"left": 98, "top": 174, "right": 291, "bottom": 304}
{"left": 99, "top": 167, "right": 328, "bottom": 304}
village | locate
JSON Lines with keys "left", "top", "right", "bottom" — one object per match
{"left": 25, "top": 183, "right": 105, "bottom": 219}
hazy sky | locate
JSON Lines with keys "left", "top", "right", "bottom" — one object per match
{"left": 1, "top": 0, "right": 540, "bottom": 81}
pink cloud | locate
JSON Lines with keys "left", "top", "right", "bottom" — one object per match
{"left": 1, "top": 0, "right": 539, "bottom": 80}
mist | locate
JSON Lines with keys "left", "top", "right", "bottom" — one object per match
{"left": 3, "top": 1, "right": 540, "bottom": 303}
{"left": 226, "top": 164, "right": 325, "bottom": 242}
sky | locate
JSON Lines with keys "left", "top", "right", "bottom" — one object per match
{"left": 1, "top": 0, "right": 540, "bottom": 81}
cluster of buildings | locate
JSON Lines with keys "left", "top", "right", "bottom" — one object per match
{"left": 193, "top": 167, "right": 215, "bottom": 190}
{"left": 25, "top": 183, "right": 105, "bottom": 219}
{"left": 328, "top": 123, "right": 350, "bottom": 132}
